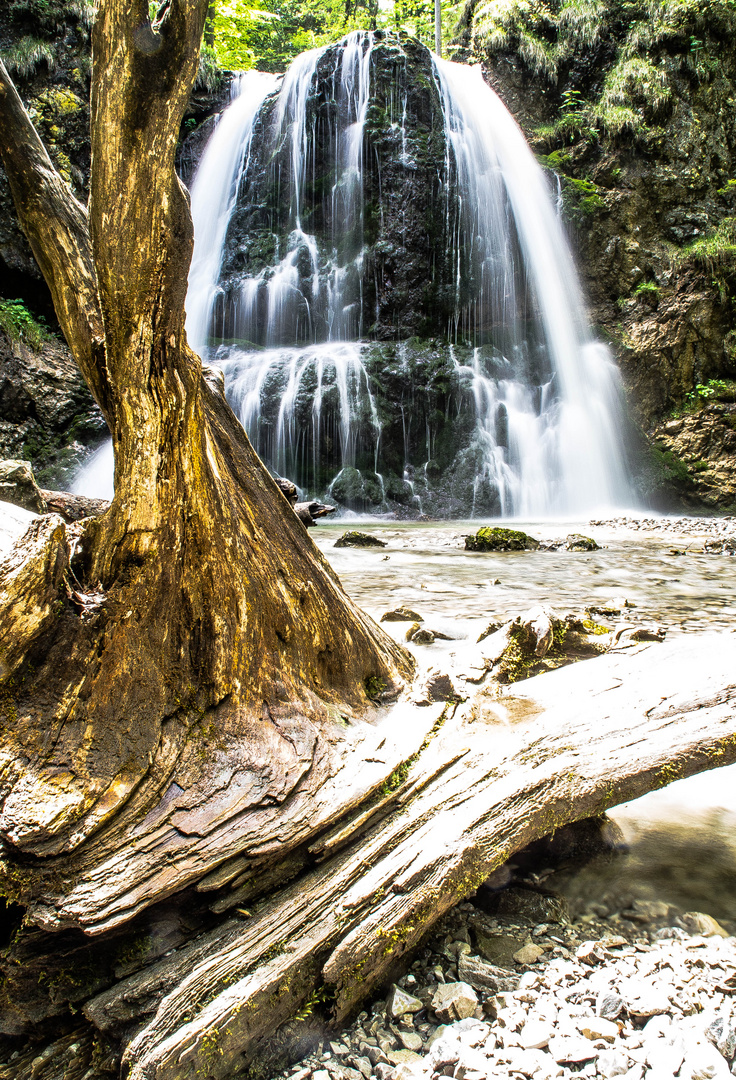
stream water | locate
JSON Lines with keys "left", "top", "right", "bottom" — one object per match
{"left": 313, "top": 515, "right": 736, "bottom": 906}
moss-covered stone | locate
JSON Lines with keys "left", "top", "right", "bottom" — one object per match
{"left": 334, "top": 531, "right": 387, "bottom": 548}
{"left": 565, "top": 533, "right": 600, "bottom": 551}
{"left": 464, "top": 527, "right": 540, "bottom": 552}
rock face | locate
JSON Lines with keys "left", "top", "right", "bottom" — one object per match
{"left": 648, "top": 404, "right": 736, "bottom": 509}
{"left": 0, "top": 331, "right": 104, "bottom": 487}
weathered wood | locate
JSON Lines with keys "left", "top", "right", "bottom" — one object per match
{"left": 294, "top": 501, "right": 337, "bottom": 526}
{"left": 40, "top": 489, "right": 110, "bottom": 522}
{"left": 0, "top": 62, "right": 109, "bottom": 414}
{"left": 0, "top": 515, "right": 68, "bottom": 679}
{"left": 65, "top": 632, "right": 735, "bottom": 1079}
{"left": 0, "top": 0, "right": 411, "bottom": 881}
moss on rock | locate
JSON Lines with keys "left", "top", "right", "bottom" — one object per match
{"left": 464, "top": 527, "right": 540, "bottom": 552}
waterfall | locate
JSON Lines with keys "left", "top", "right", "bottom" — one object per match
{"left": 433, "top": 58, "right": 631, "bottom": 514}
{"left": 72, "top": 31, "right": 634, "bottom": 516}
{"left": 186, "top": 70, "right": 281, "bottom": 354}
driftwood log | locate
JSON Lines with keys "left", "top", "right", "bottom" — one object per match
{"left": 0, "top": 624, "right": 733, "bottom": 1077}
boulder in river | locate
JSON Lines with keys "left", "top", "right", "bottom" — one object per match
{"left": 381, "top": 606, "right": 423, "bottom": 623}
{"left": 334, "top": 531, "right": 387, "bottom": 548}
{"left": 464, "top": 527, "right": 539, "bottom": 552}
{"left": 565, "top": 534, "right": 600, "bottom": 551}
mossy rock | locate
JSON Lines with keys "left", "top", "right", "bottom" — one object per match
{"left": 380, "top": 606, "right": 423, "bottom": 623}
{"left": 565, "top": 534, "right": 600, "bottom": 551}
{"left": 465, "top": 527, "right": 539, "bottom": 552}
{"left": 334, "top": 531, "right": 387, "bottom": 549}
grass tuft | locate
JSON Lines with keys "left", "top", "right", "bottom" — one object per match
{"left": 0, "top": 37, "right": 55, "bottom": 77}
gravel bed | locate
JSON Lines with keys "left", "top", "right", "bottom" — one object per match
{"left": 270, "top": 872, "right": 736, "bottom": 1080}
{"left": 588, "top": 517, "right": 736, "bottom": 547}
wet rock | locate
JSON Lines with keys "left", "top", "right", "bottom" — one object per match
{"left": 681, "top": 912, "right": 728, "bottom": 937}
{"left": 0, "top": 459, "right": 46, "bottom": 513}
{"left": 457, "top": 953, "right": 518, "bottom": 993}
{"left": 406, "top": 624, "right": 435, "bottom": 644}
{"left": 465, "top": 527, "right": 539, "bottom": 552}
{"left": 412, "top": 669, "right": 461, "bottom": 705}
{"left": 397, "top": 1031, "right": 423, "bottom": 1052}
{"left": 705, "top": 1018, "right": 736, "bottom": 1061}
{"left": 431, "top": 982, "right": 478, "bottom": 1023}
{"left": 565, "top": 534, "right": 600, "bottom": 551}
{"left": 597, "top": 991, "right": 625, "bottom": 1020}
{"left": 386, "top": 986, "right": 424, "bottom": 1019}
{"left": 470, "top": 924, "right": 525, "bottom": 967}
{"left": 334, "top": 531, "right": 387, "bottom": 548}
{"left": 381, "top": 607, "right": 423, "bottom": 623}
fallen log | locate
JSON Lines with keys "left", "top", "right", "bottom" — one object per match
{"left": 1, "top": 631, "right": 733, "bottom": 1077}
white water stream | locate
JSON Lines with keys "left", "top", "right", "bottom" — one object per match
{"left": 74, "top": 32, "right": 636, "bottom": 515}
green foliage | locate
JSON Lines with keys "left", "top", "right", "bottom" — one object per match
{"left": 684, "top": 378, "right": 736, "bottom": 405}
{"left": 676, "top": 218, "right": 736, "bottom": 270}
{"left": 0, "top": 36, "right": 56, "bottom": 77}
{"left": 472, "top": 0, "right": 560, "bottom": 80}
{"left": 473, "top": 0, "right": 736, "bottom": 149}
{"left": 208, "top": 0, "right": 464, "bottom": 73}
{"left": 634, "top": 280, "right": 660, "bottom": 297}
{"left": 0, "top": 299, "right": 52, "bottom": 351}
{"left": 564, "top": 175, "right": 605, "bottom": 215}
{"left": 195, "top": 42, "right": 222, "bottom": 91}
{"left": 650, "top": 445, "right": 692, "bottom": 484}
{"left": 594, "top": 56, "right": 671, "bottom": 136}
{"left": 8, "top": 0, "right": 95, "bottom": 31}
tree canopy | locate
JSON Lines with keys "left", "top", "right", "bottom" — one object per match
{"left": 206, "top": 0, "right": 462, "bottom": 71}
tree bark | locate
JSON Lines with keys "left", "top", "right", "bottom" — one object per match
{"left": 1, "top": 5, "right": 735, "bottom": 1079}
{"left": 0, "top": 1, "right": 410, "bottom": 880}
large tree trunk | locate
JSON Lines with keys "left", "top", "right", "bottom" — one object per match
{"left": 0, "top": 2, "right": 411, "bottom": 874}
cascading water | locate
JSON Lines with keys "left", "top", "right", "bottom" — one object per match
{"left": 74, "top": 31, "right": 635, "bottom": 516}
{"left": 434, "top": 59, "right": 630, "bottom": 514}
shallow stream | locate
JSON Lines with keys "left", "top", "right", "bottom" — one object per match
{"left": 314, "top": 515, "right": 736, "bottom": 921}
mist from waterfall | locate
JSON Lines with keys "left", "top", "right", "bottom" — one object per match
{"left": 74, "top": 31, "right": 635, "bottom": 516}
